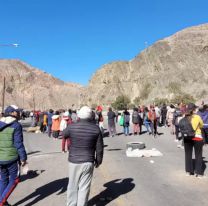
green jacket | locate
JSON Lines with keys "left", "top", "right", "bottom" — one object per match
{"left": 0, "top": 127, "right": 18, "bottom": 162}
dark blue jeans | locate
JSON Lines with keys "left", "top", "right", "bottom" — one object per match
{"left": 0, "top": 161, "right": 19, "bottom": 204}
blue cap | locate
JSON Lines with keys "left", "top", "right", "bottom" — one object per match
{"left": 4, "top": 105, "right": 20, "bottom": 114}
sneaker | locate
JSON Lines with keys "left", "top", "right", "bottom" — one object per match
{"left": 174, "top": 139, "right": 179, "bottom": 142}
{"left": 196, "top": 174, "right": 207, "bottom": 179}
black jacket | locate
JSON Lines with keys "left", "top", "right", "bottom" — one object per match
{"left": 62, "top": 119, "right": 104, "bottom": 166}
{"left": 107, "top": 111, "right": 116, "bottom": 126}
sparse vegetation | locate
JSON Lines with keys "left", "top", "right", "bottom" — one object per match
{"left": 153, "top": 97, "right": 169, "bottom": 106}
{"left": 111, "top": 95, "right": 130, "bottom": 110}
{"left": 167, "top": 82, "right": 181, "bottom": 94}
{"left": 171, "top": 93, "right": 195, "bottom": 104}
{"left": 133, "top": 96, "right": 141, "bottom": 105}
{"left": 140, "top": 83, "right": 152, "bottom": 100}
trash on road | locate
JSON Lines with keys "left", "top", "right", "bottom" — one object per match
{"left": 26, "top": 126, "right": 40, "bottom": 133}
{"left": 126, "top": 147, "right": 163, "bottom": 157}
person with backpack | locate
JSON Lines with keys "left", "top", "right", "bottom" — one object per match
{"left": 0, "top": 105, "right": 27, "bottom": 206}
{"left": 197, "top": 104, "right": 208, "bottom": 144}
{"left": 179, "top": 103, "right": 204, "bottom": 178}
{"left": 123, "top": 109, "right": 130, "bottom": 136}
{"left": 172, "top": 106, "right": 183, "bottom": 142}
{"left": 132, "top": 108, "right": 141, "bottom": 135}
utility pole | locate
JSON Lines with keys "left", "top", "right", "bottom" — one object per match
{"left": 1, "top": 77, "right": 5, "bottom": 114}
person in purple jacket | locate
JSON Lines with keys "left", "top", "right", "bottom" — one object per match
{"left": 197, "top": 104, "right": 208, "bottom": 144}
{"left": 0, "top": 105, "right": 27, "bottom": 206}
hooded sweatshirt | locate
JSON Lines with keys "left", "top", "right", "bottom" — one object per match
{"left": 0, "top": 116, "right": 27, "bottom": 164}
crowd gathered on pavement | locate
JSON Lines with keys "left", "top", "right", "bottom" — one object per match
{"left": 0, "top": 100, "right": 208, "bottom": 205}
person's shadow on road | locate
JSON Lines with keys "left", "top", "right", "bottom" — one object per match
{"left": 88, "top": 178, "right": 135, "bottom": 206}
{"left": 13, "top": 177, "right": 68, "bottom": 206}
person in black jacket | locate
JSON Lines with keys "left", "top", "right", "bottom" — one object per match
{"left": 62, "top": 106, "right": 104, "bottom": 206}
{"left": 107, "top": 107, "right": 117, "bottom": 137}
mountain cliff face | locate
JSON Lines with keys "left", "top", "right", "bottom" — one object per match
{"left": 84, "top": 23, "right": 208, "bottom": 105}
{"left": 1, "top": 23, "right": 208, "bottom": 110}
{"left": 0, "top": 59, "right": 83, "bottom": 110}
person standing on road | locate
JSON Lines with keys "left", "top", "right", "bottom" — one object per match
{"left": 47, "top": 109, "right": 54, "bottom": 137}
{"left": 60, "top": 111, "right": 71, "bottom": 153}
{"left": 52, "top": 111, "right": 61, "bottom": 140}
{"left": 148, "top": 106, "right": 157, "bottom": 137}
{"left": 123, "top": 108, "right": 130, "bottom": 136}
{"left": 62, "top": 106, "right": 104, "bottom": 206}
{"left": 179, "top": 103, "right": 204, "bottom": 178}
{"left": 107, "top": 107, "right": 117, "bottom": 137}
{"left": 143, "top": 107, "right": 151, "bottom": 135}
{"left": 132, "top": 108, "right": 140, "bottom": 135}
{"left": 0, "top": 105, "right": 27, "bottom": 206}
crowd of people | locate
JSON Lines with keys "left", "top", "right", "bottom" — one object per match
{"left": 0, "top": 101, "right": 208, "bottom": 205}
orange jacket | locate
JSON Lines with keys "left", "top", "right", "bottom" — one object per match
{"left": 52, "top": 116, "right": 61, "bottom": 131}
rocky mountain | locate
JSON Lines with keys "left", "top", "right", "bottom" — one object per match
{"left": 84, "top": 23, "right": 208, "bottom": 106}
{"left": 0, "top": 59, "right": 83, "bottom": 110}
{"left": 1, "top": 23, "right": 208, "bottom": 111}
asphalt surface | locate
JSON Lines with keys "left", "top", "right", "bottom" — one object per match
{"left": 9, "top": 119, "right": 208, "bottom": 206}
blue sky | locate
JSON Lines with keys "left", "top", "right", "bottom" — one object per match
{"left": 0, "top": 0, "right": 207, "bottom": 85}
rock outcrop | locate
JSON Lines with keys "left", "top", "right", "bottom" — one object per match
{"left": 84, "top": 23, "right": 208, "bottom": 105}
{"left": 0, "top": 59, "right": 83, "bottom": 110}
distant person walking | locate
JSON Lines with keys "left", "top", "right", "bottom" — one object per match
{"left": 0, "top": 105, "right": 27, "bottom": 206}
{"left": 47, "top": 109, "right": 54, "bottom": 137}
{"left": 107, "top": 107, "right": 117, "bottom": 137}
{"left": 63, "top": 106, "right": 104, "bottom": 206}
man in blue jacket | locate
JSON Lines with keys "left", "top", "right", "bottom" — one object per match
{"left": 0, "top": 105, "right": 27, "bottom": 206}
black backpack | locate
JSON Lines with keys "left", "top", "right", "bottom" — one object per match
{"left": 179, "top": 117, "right": 195, "bottom": 139}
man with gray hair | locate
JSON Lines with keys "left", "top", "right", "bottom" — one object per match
{"left": 63, "top": 106, "right": 104, "bottom": 206}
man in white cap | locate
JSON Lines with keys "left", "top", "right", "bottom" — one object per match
{"left": 63, "top": 106, "right": 104, "bottom": 206}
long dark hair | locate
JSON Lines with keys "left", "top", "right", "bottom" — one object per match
{"left": 185, "top": 109, "right": 194, "bottom": 122}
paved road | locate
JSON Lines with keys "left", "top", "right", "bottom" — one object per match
{"left": 9, "top": 119, "right": 208, "bottom": 206}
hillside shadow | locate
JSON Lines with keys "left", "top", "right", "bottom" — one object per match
{"left": 14, "top": 178, "right": 68, "bottom": 206}
{"left": 88, "top": 178, "right": 135, "bottom": 206}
